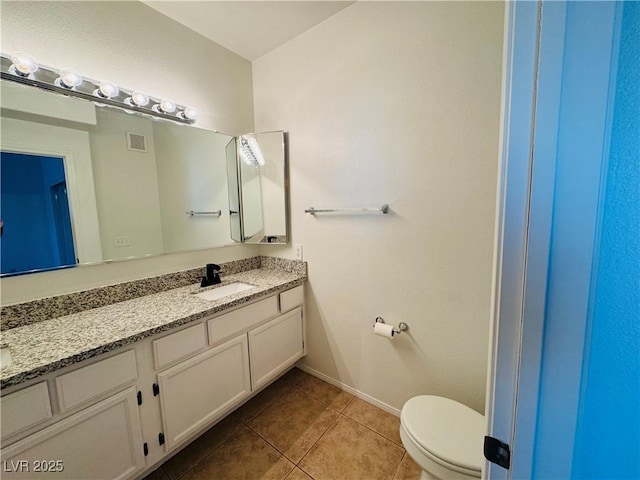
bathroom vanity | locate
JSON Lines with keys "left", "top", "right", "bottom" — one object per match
{"left": 0, "top": 258, "right": 306, "bottom": 479}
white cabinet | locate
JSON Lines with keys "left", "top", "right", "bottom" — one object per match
{"left": 207, "top": 296, "right": 279, "bottom": 346}
{"left": 0, "top": 387, "right": 144, "bottom": 480}
{"left": 248, "top": 307, "right": 304, "bottom": 390}
{"left": 279, "top": 285, "right": 304, "bottom": 313}
{"left": 152, "top": 323, "right": 207, "bottom": 370}
{"left": 56, "top": 350, "right": 137, "bottom": 412}
{"left": 157, "top": 335, "right": 251, "bottom": 449}
{"left": 1, "top": 283, "right": 305, "bottom": 479}
{"left": 0, "top": 382, "right": 52, "bottom": 440}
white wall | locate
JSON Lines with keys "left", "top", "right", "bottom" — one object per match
{"left": 154, "top": 123, "right": 234, "bottom": 253}
{"left": 0, "top": 1, "right": 257, "bottom": 304}
{"left": 90, "top": 109, "right": 164, "bottom": 261}
{"left": 254, "top": 2, "right": 504, "bottom": 413}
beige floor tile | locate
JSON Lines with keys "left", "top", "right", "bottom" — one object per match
{"left": 279, "top": 367, "right": 311, "bottom": 386}
{"left": 295, "top": 374, "right": 354, "bottom": 412}
{"left": 162, "top": 415, "right": 243, "bottom": 480}
{"left": 180, "top": 425, "right": 294, "bottom": 480}
{"left": 343, "top": 397, "right": 403, "bottom": 445}
{"left": 142, "top": 467, "right": 170, "bottom": 480}
{"left": 392, "top": 453, "right": 422, "bottom": 480}
{"left": 285, "top": 467, "right": 314, "bottom": 480}
{"left": 249, "top": 388, "right": 339, "bottom": 463}
{"left": 299, "top": 415, "right": 405, "bottom": 480}
{"left": 236, "top": 376, "right": 296, "bottom": 423}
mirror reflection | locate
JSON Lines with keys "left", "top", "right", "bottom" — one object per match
{"left": 1, "top": 152, "right": 76, "bottom": 274}
{"left": 233, "top": 131, "right": 287, "bottom": 244}
{"left": 0, "top": 80, "right": 234, "bottom": 276}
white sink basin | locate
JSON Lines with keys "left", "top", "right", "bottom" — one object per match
{"left": 194, "top": 282, "right": 255, "bottom": 301}
{"left": 1, "top": 344, "right": 12, "bottom": 367}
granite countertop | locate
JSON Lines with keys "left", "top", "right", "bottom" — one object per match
{"left": 0, "top": 268, "right": 305, "bottom": 389}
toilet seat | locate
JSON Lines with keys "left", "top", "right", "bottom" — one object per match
{"left": 400, "top": 395, "right": 485, "bottom": 477}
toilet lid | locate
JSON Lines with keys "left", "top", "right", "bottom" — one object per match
{"left": 401, "top": 395, "right": 485, "bottom": 472}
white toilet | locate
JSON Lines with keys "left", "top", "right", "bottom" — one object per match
{"left": 400, "top": 395, "right": 485, "bottom": 479}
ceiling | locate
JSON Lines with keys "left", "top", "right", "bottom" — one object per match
{"left": 143, "top": 1, "right": 355, "bottom": 61}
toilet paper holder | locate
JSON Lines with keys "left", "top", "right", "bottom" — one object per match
{"left": 374, "top": 317, "right": 408, "bottom": 335}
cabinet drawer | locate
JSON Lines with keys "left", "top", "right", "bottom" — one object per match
{"left": 56, "top": 350, "right": 137, "bottom": 412}
{"left": 208, "top": 296, "right": 278, "bottom": 346}
{"left": 279, "top": 285, "right": 304, "bottom": 313}
{"left": 153, "top": 323, "right": 206, "bottom": 370}
{"left": 1, "top": 382, "right": 52, "bottom": 439}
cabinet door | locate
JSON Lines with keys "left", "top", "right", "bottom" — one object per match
{"left": 157, "top": 335, "right": 251, "bottom": 450}
{"left": 0, "top": 387, "right": 144, "bottom": 480}
{"left": 248, "top": 307, "right": 304, "bottom": 390}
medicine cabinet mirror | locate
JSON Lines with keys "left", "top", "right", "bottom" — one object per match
{"left": 0, "top": 78, "right": 288, "bottom": 277}
{"left": 227, "top": 131, "right": 288, "bottom": 244}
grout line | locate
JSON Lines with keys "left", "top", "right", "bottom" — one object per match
{"left": 295, "top": 410, "right": 342, "bottom": 469}
{"left": 293, "top": 376, "right": 402, "bottom": 447}
{"left": 233, "top": 367, "right": 305, "bottom": 424}
{"left": 391, "top": 451, "right": 410, "bottom": 480}
{"left": 245, "top": 389, "right": 342, "bottom": 466}
{"left": 170, "top": 422, "right": 246, "bottom": 480}
{"left": 336, "top": 413, "right": 406, "bottom": 452}
{"left": 341, "top": 406, "right": 404, "bottom": 447}
{"left": 296, "top": 364, "right": 402, "bottom": 417}
{"left": 160, "top": 466, "right": 172, "bottom": 480}
{"left": 290, "top": 383, "right": 353, "bottom": 413}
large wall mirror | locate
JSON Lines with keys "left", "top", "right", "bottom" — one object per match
{"left": 0, "top": 78, "right": 288, "bottom": 277}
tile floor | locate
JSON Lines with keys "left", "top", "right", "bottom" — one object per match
{"left": 143, "top": 368, "right": 422, "bottom": 480}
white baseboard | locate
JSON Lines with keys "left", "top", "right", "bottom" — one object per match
{"left": 295, "top": 363, "right": 401, "bottom": 417}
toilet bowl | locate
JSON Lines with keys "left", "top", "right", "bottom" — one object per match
{"left": 400, "top": 395, "right": 485, "bottom": 480}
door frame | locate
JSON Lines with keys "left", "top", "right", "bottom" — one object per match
{"left": 1, "top": 118, "right": 103, "bottom": 265}
{"left": 484, "top": 1, "right": 623, "bottom": 478}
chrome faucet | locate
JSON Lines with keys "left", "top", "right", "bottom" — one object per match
{"left": 201, "top": 263, "right": 222, "bottom": 288}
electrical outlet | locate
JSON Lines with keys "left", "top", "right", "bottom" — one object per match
{"left": 113, "top": 236, "right": 131, "bottom": 247}
{"left": 294, "top": 244, "right": 303, "bottom": 260}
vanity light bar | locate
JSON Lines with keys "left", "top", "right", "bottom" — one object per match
{"left": 0, "top": 53, "right": 197, "bottom": 125}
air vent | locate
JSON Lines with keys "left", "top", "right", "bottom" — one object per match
{"left": 126, "top": 132, "right": 147, "bottom": 152}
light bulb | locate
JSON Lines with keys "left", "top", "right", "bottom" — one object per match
{"left": 126, "top": 91, "right": 149, "bottom": 108}
{"left": 238, "top": 136, "right": 265, "bottom": 166}
{"left": 247, "top": 137, "right": 265, "bottom": 166}
{"left": 159, "top": 98, "right": 176, "bottom": 114}
{"left": 55, "top": 68, "right": 82, "bottom": 89}
{"left": 9, "top": 52, "right": 38, "bottom": 77}
{"left": 94, "top": 80, "right": 119, "bottom": 99}
{"left": 179, "top": 106, "right": 197, "bottom": 121}
{"left": 132, "top": 91, "right": 149, "bottom": 107}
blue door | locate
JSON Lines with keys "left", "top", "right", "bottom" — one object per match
{"left": 0, "top": 152, "right": 77, "bottom": 274}
{"left": 486, "top": 2, "right": 639, "bottom": 478}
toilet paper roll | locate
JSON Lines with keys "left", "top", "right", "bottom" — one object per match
{"left": 374, "top": 322, "right": 395, "bottom": 339}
